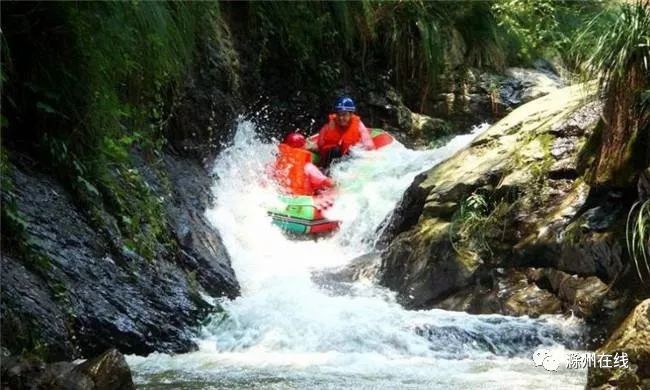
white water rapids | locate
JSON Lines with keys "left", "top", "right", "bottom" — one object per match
{"left": 128, "top": 119, "right": 588, "bottom": 389}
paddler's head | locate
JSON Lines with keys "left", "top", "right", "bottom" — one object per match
{"left": 283, "top": 132, "right": 306, "bottom": 148}
{"left": 334, "top": 96, "right": 355, "bottom": 128}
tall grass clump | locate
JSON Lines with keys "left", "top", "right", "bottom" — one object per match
{"left": 577, "top": 1, "right": 650, "bottom": 95}
{"left": 244, "top": 1, "right": 609, "bottom": 111}
{"left": 627, "top": 199, "right": 650, "bottom": 282}
{"left": 575, "top": 0, "right": 649, "bottom": 185}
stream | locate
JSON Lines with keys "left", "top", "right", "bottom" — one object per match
{"left": 127, "top": 120, "right": 587, "bottom": 389}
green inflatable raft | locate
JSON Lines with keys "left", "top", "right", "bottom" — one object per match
{"left": 268, "top": 129, "right": 394, "bottom": 235}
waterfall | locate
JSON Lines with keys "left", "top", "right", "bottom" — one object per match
{"left": 127, "top": 119, "right": 587, "bottom": 389}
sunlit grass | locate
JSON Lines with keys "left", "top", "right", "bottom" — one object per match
{"left": 627, "top": 199, "right": 650, "bottom": 282}
{"left": 577, "top": 0, "right": 650, "bottom": 94}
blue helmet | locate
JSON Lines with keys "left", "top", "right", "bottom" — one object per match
{"left": 334, "top": 96, "right": 356, "bottom": 112}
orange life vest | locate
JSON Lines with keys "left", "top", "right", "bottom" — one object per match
{"left": 319, "top": 114, "right": 362, "bottom": 154}
{"left": 274, "top": 143, "right": 314, "bottom": 195}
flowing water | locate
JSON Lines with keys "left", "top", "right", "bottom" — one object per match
{"left": 128, "top": 119, "right": 588, "bottom": 389}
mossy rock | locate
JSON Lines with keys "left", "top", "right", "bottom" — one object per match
{"left": 588, "top": 299, "right": 650, "bottom": 388}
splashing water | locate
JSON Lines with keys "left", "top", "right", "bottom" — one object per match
{"left": 128, "top": 119, "right": 587, "bottom": 389}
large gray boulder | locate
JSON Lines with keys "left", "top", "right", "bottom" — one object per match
{"left": 379, "top": 83, "right": 622, "bottom": 320}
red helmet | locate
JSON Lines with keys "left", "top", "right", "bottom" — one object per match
{"left": 283, "top": 132, "right": 306, "bottom": 148}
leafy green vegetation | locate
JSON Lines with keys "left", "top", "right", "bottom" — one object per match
{"left": 2, "top": 2, "right": 225, "bottom": 260}
{"left": 242, "top": 1, "right": 608, "bottom": 107}
{"left": 576, "top": 0, "right": 650, "bottom": 94}
{"left": 572, "top": 0, "right": 650, "bottom": 282}
{"left": 493, "top": 0, "right": 605, "bottom": 65}
{"left": 449, "top": 192, "right": 516, "bottom": 259}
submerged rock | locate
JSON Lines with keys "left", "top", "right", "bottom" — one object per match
{"left": 312, "top": 252, "right": 382, "bottom": 296}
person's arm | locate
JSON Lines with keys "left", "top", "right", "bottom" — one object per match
{"left": 317, "top": 123, "right": 329, "bottom": 152}
{"left": 305, "top": 162, "right": 334, "bottom": 190}
{"left": 358, "top": 120, "right": 375, "bottom": 150}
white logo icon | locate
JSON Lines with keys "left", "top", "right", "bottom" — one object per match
{"left": 532, "top": 348, "right": 566, "bottom": 371}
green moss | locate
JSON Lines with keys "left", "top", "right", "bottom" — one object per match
{"left": 185, "top": 270, "right": 202, "bottom": 303}
{"left": 577, "top": 119, "right": 604, "bottom": 179}
{"left": 1, "top": 308, "right": 55, "bottom": 361}
{"left": 95, "top": 164, "right": 171, "bottom": 261}
{"left": 1, "top": 150, "right": 53, "bottom": 274}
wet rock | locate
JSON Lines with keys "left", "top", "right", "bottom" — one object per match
{"left": 367, "top": 89, "right": 413, "bottom": 132}
{"left": 74, "top": 348, "right": 135, "bottom": 389}
{"left": 517, "top": 231, "right": 624, "bottom": 282}
{"left": 550, "top": 136, "right": 579, "bottom": 160}
{"left": 548, "top": 158, "right": 578, "bottom": 180}
{"left": 1, "top": 348, "right": 135, "bottom": 390}
{"left": 410, "top": 113, "right": 450, "bottom": 142}
{"left": 316, "top": 252, "right": 381, "bottom": 284}
{"left": 430, "top": 70, "right": 501, "bottom": 131}
{"left": 168, "top": 33, "right": 241, "bottom": 161}
{"left": 162, "top": 153, "right": 239, "bottom": 298}
{"left": 534, "top": 269, "right": 609, "bottom": 317}
{"left": 548, "top": 101, "right": 602, "bottom": 138}
{"left": 376, "top": 172, "right": 428, "bottom": 249}
{"left": 429, "top": 65, "right": 566, "bottom": 132}
{"left": 436, "top": 266, "right": 608, "bottom": 319}
{"left": 366, "top": 88, "right": 452, "bottom": 148}
{"left": 639, "top": 168, "right": 650, "bottom": 199}
{"left": 501, "top": 67, "right": 564, "bottom": 106}
{"left": 515, "top": 187, "right": 628, "bottom": 281}
{"left": 588, "top": 299, "right": 650, "bottom": 389}
{"left": 380, "top": 219, "right": 480, "bottom": 309}
{"left": 421, "top": 201, "right": 458, "bottom": 219}
{"left": 312, "top": 252, "right": 381, "bottom": 296}
{"left": 436, "top": 268, "right": 563, "bottom": 317}
{"left": 380, "top": 84, "right": 607, "bottom": 314}
{"left": 1, "top": 355, "right": 49, "bottom": 390}
{"left": 497, "top": 271, "right": 563, "bottom": 317}
{"left": 1, "top": 152, "right": 238, "bottom": 360}
{"left": 1, "top": 254, "right": 76, "bottom": 360}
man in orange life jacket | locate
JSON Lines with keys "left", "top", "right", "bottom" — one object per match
{"left": 274, "top": 132, "right": 334, "bottom": 196}
{"left": 316, "top": 96, "right": 375, "bottom": 168}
